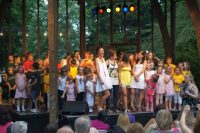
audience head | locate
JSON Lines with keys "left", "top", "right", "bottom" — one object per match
{"left": 11, "top": 121, "right": 28, "bottom": 133}
{"left": 0, "top": 108, "right": 12, "bottom": 126}
{"left": 156, "top": 109, "right": 172, "bottom": 130}
{"left": 117, "top": 113, "right": 130, "bottom": 132}
{"left": 74, "top": 117, "right": 90, "bottom": 133}
{"left": 97, "top": 110, "right": 108, "bottom": 122}
{"left": 127, "top": 122, "right": 145, "bottom": 133}
{"left": 44, "top": 123, "right": 58, "bottom": 133}
{"left": 57, "top": 126, "right": 74, "bottom": 133}
{"left": 8, "top": 53, "right": 14, "bottom": 62}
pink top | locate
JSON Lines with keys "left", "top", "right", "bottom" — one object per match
{"left": 165, "top": 75, "right": 175, "bottom": 96}
{"left": 156, "top": 74, "right": 165, "bottom": 94}
{"left": 146, "top": 79, "right": 156, "bottom": 96}
{"left": 0, "top": 121, "right": 13, "bottom": 133}
{"left": 91, "top": 120, "right": 110, "bottom": 131}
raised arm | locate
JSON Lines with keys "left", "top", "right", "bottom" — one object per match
{"left": 180, "top": 105, "right": 193, "bottom": 133}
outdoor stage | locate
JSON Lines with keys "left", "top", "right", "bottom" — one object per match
{"left": 12, "top": 110, "right": 179, "bottom": 133}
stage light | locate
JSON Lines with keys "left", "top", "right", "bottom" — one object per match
{"left": 115, "top": 5, "right": 121, "bottom": 13}
{"left": 122, "top": 4, "right": 129, "bottom": 13}
{"left": 129, "top": 4, "right": 136, "bottom": 12}
{"left": 106, "top": 6, "right": 112, "bottom": 13}
{"left": 92, "top": 6, "right": 99, "bottom": 15}
{"left": 98, "top": 6, "right": 106, "bottom": 14}
{"left": 0, "top": 33, "right": 3, "bottom": 36}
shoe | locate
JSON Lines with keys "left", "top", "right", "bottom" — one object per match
{"left": 31, "top": 108, "right": 39, "bottom": 113}
{"left": 22, "top": 106, "right": 26, "bottom": 112}
{"left": 17, "top": 107, "right": 21, "bottom": 112}
{"left": 124, "top": 109, "right": 130, "bottom": 113}
{"left": 89, "top": 108, "right": 93, "bottom": 113}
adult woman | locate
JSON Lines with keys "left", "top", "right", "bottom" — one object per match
{"left": 182, "top": 74, "right": 199, "bottom": 107}
{"left": 95, "top": 47, "right": 112, "bottom": 111}
{"left": 130, "top": 51, "right": 147, "bottom": 111}
{"left": 106, "top": 49, "right": 119, "bottom": 112}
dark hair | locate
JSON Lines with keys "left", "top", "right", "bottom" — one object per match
{"left": 108, "top": 49, "right": 116, "bottom": 58}
{"left": 152, "top": 74, "right": 159, "bottom": 82}
{"left": 44, "top": 123, "right": 58, "bottom": 133}
{"left": 96, "top": 46, "right": 104, "bottom": 55}
{"left": 32, "top": 62, "right": 39, "bottom": 70}
{"left": 70, "top": 58, "right": 77, "bottom": 65}
{"left": 83, "top": 67, "right": 91, "bottom": 76}
{"left": 97, "top": 110, "right": 107, "bottom": 122}
{"left": 8, "top": 53, "right": 14, "bottom": 57}
{"left": 74, "top": 50, "right": 79, "bottom": 53}
{"left": 0, "top": 108, "right": 12, "bottom": 125}
{"left": 122, "top": 53, "right": 129, "bottom": 63}
{"left": 136, "top": 51, "right": 145, "bottom": 64}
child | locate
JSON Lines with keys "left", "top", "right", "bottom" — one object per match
{"left": 7, "top": 66, "right": 16, "bottom": 105}
{"left": 1, "top": 74, "right": 10, "bottom": 103}
{"left": 68, "top": 58, "right": 78, "bottom": 79}
{"left": 145, "top": 62, "right": 156, "bottom": 82}
{"left": 156, "top": 66, "right": 165, "bottom": 106}
{"left": 173, "top": 67, "right": 184, "bottom": 110}
{"left": 164, "top": 57, "right": 176, "bottom": 75}
{"left": 29, "top": 62, "right": 41, "bottom": 113}
{"left": 43, "top": 68, "right": 50, "bottom": 111}
{"left": 75, "top": 67, "right": 85, "bottom": 101}
{"left": 15, "top": 65, "right": 27, "bottom": 112}
{"left": 58, "top": 66, "right": 69, "bottom": 110}
{"left": 146, "top": 74, "right": 159, "bottom": 112}
{"left": 86, "top": 73, "right": 95, "bottom": 113}
{"left": 62, "top": 76, "right": 76, "bottom": 101}
{"left": 183, "top": 62, "right": 192, "bottom": 76}
{"left": 164, "top": 68, "right": 174, "bottom": 110}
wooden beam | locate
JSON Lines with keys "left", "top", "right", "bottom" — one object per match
{"left": 66, "top": 0, "right": 69, "bottom": 53}
{"left": 79, "top": 0, "right": 85, "bottom": 54}
{"left": 37, "top": 0, "right": 41, "bottom": 58}
{"left": 151, "top": 0, "right": 172, "bottom": 57}
{"left": 171, "top": 0, "right": 176, "bottom": 61}
{"left": 185, "top": 0, "right": 200, "bottom": 54}
{"left": 22, "top": 0, "right": 26, "bottom": 55}
{"left": 0, "top": 0, "right": 12, "bottom": 25}
{"left": 48, "top": 0, "right": 58, "bottom": 124}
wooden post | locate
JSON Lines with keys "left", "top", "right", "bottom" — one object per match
{"left": 66, "top": 0, "right": 69, "bottom": 53}
{"left": 48, "top": 0, "right": 58, "bottom": 124}
{"left": 109, "top": 0, "right": 113, "bottom": 46}
{"left": 171, "top": 0, "right": 176, "bottom": 61}
{"left": 96, "top": 0, "right": 99, "bottom": 48}
{"left": 151, "top": 2, "right": 154, "bottom": 52}
{"left": 22, "top": 0, "right": 26, "bottom": 55}
{"left": 79, "top": 0, "right": 86, "bottom": 55}
{"left": 137, "top": 0, "right": 141, "bottom": 52}
{"left": 37, "top": 0, "right": 41, "bottom": 58}
{"left": 8, "top": 8, "right": 12, "bottom": 53}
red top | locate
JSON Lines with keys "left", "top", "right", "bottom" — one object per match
{"left": 23, "top": 60, "right": 34, "bottom": 72}
{"left": 146, "top": 79, "right": 156, "bottom": 95}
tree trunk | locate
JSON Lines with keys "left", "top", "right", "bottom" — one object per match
{"left": 37, "top": 0, "right": 41, "bottom": 58}
{"left": 66, "top": 0, "right": 69, "bottom": 53}
{"left": 0, "top": 0, "right": 12, "bottom": 25}
{"left": 185, "top": 0, "right": 200, "bottom": 54}
{"left": 22, "top": 0, "right": 26, "bottom": 55}
{"left": 48, "top": 0, "right": 58, "bottom": 124}
{"left": 151, "top": 0, "right": 172, "bottom": 57}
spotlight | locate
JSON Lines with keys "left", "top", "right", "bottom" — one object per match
{"left": 106, "top": 6, "right": 112, "bottom": 13}
{"left": 115, "top": 5, "right": 121, "bottom": 13}
{"left": 122, "top": 4, "right": 129, "bottom": 13}
{"left": 98, "top": 6, "right": 106, "bottom": 14}
{"left": 92, "top": 6, "right": 99, "bottom": 15}
{"left": 129, "top": 4, "right": 136, "bottom": 12}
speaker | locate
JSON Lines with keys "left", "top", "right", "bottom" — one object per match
{"left": 62, "top": 101, "right": 89, "bottom": 115}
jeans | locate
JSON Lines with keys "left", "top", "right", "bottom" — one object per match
{"left": 106, "top": 85, "right": 119, "bottom": 110}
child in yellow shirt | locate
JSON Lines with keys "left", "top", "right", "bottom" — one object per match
{"left": 164, "top": 57, "right": 176, "bottom": 75}
{"left": 43, "top": 68, "right": 50, "bottom": 111}
{"left": 173, "top": 67, "right": 184, "bottom": 110}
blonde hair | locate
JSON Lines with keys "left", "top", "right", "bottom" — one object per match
{"left": 117, "top": 113, "right": 130, "bottom": 132}
{"left": 127, "top": 122, "right": 145, "bottom": 133}
{"left": 156, "top": 109, "right": 172, "bottom": 130}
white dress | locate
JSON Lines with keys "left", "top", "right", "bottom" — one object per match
{"left": 86, "top": 80, "right": 94, "bottom": 107}
{"left": 96, "top": 58, "right": 112, "bottom": 92}
{"left": 130, "top": 64, "right": 145, "bottom": 89}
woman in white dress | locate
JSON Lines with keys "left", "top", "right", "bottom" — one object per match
{"left": 95, "top": 47, "right": 112, "bottom": 111}
{"left": 130, "top": 51, "right": 147, "bottom": 111}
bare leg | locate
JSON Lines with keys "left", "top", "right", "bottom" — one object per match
{"left": 138, "top": 90, "right": 144, "bottom": 111}
{"left": 130, "top": 88, "right": 136, "bottom": 111}
{"left": 22, "top": 99, "right": 26, "bottom": 111}
{"left": 17, "top": 99, "right": 20, "bottom": 112}
{"left": 122, "top": 87, "right": 128, "bottom": 111}
{"left": 99, "top": 90, "right": 110, "bottom": 110}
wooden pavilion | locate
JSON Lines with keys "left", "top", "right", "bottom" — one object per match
{"left": 0, "top": 0, "right": 200, "bottom": 125}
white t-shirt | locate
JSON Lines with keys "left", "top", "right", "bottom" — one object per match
{"left": 107, "top": 59, "right": 119, "bottom": 85}
{"left": 76, "top": 75, "right": 84, "bottom": 92}
{"left": 58, "top": 76, "right": 67, "bottom": 91}
{"left": 86, "top": 80, "right": 94, "bottom": 101}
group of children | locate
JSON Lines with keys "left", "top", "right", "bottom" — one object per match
{"left": 0, "top": 50, "right": 194, "bottom": 113}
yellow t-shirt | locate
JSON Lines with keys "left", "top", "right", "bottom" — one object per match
{"left": 69, "top": 66, "right": 78, "bottom": 79}
{"left": 164, "top": 64, "right": 176, "bottom": 74}
{"left": 182, "top": 70, "right": 192, "bottom": 77}
{"left": 173, "top": 74, "right": 184, "bottom": 92}
{"left": 44, "top": 74, "right": 50, "bottom": 93}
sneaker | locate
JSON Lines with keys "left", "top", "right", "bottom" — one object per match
{"left": 17, "top": 107, "right": 21, "bottom": 112}
{"left": 31, "top": 108, "right": 39, "bottom": 113}
{"left": 89, "top": 108, "right": 93, "bottom": 113}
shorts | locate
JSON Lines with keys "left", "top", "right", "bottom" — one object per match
{"left": 165, "top": 95, "right": 173, "bottom": 101}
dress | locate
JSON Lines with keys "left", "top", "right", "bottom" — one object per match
{"left": 86, "top": 80, "right": 94, "bottom": 107}
{"left": 120, "top": 66, "right": 132, "bottom": 87}
{"left": 15, "top": 73, "right": 27, "bottom": 99}
{"left": 165, "top": 75, "right": 174, "bottom": 96}
{"left": 66, "top": 83, "right": 76, "bottom": 101}
{"left": 131, "top": 64, "right": 145, "bottom": 89}
{"left": 156, "top": 74, "right": 165, "bottom": 94}
{"left": 96, "top": 58, "right": 112, "bottom": 92}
